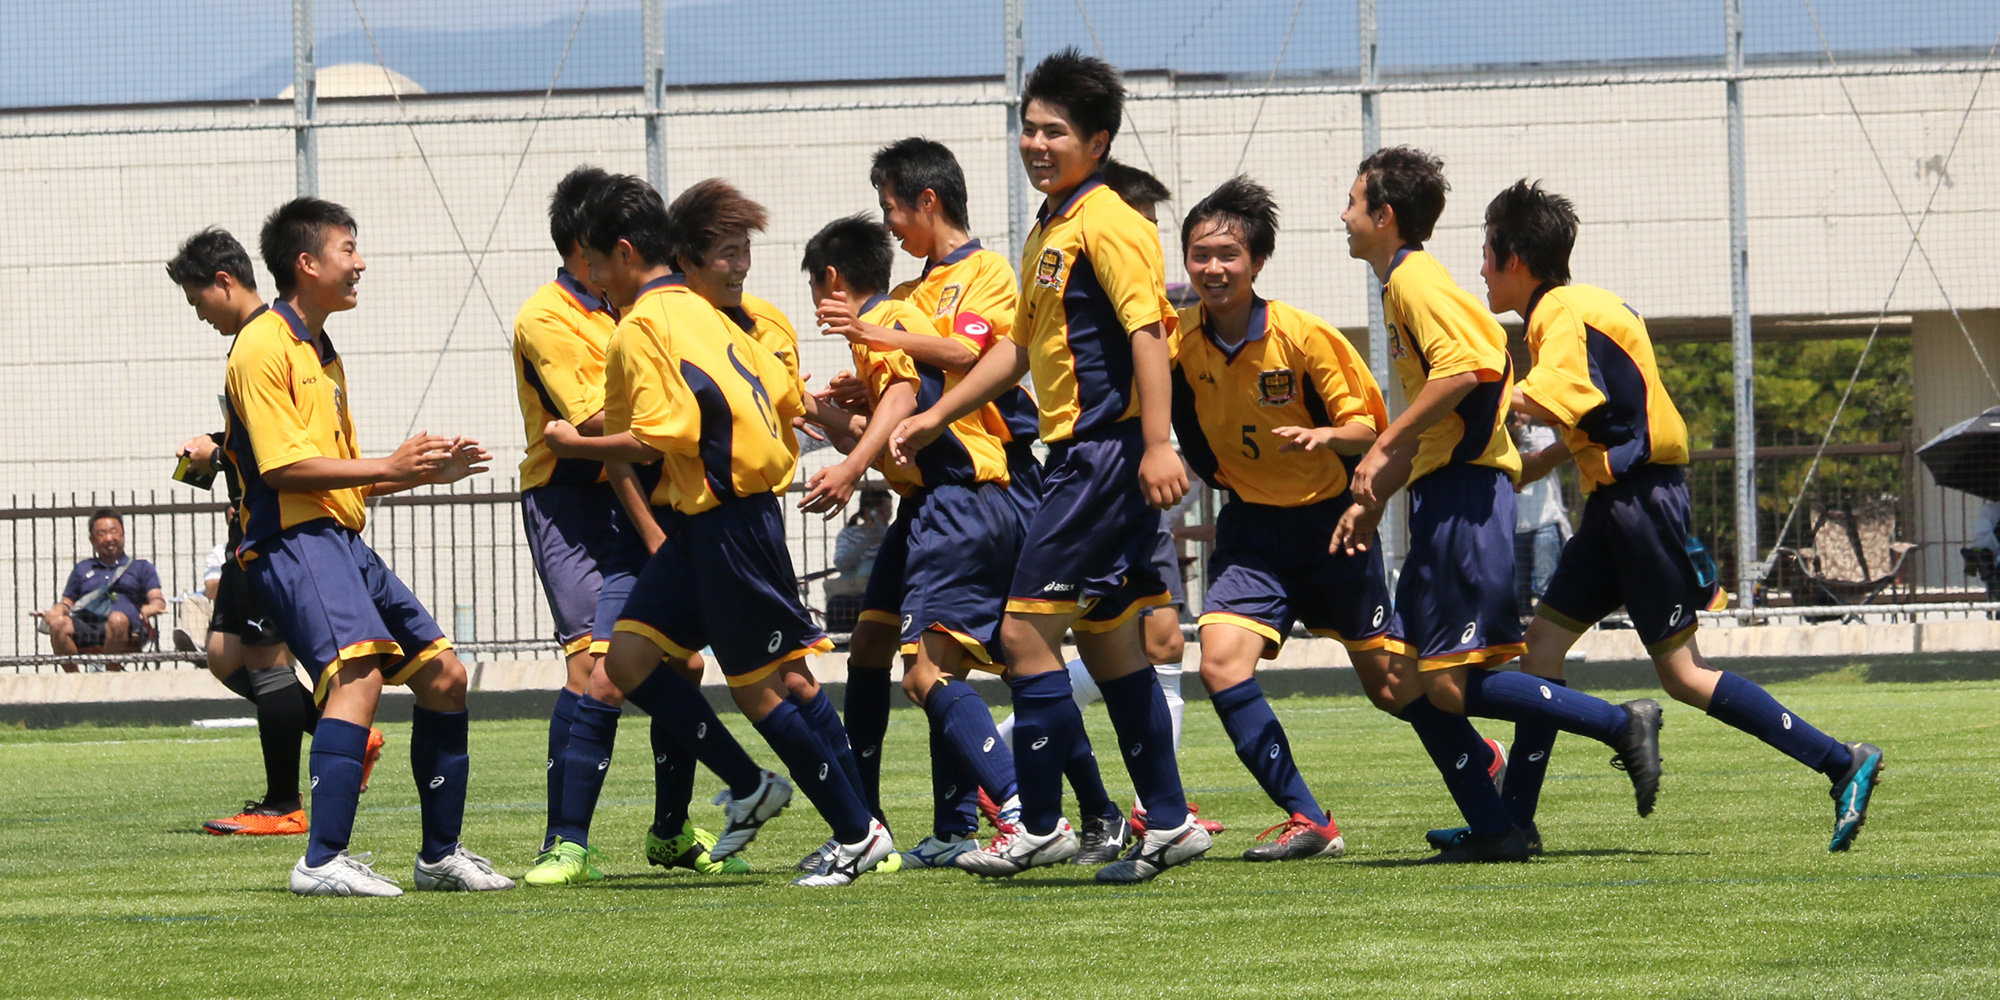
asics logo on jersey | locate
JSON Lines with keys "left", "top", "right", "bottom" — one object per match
{"left": 1540, "top": 685, "right": 1554, "bottom": 699}
{"left": 767, "top": 630, "right": 783, "bottom": 653}
{"left": 1031, "top": 737, "right": 1050, "bottom": 751}
{"left": 963, "top": 320, "right": 989, "bottom": 338}
{"left": 817, "top": 763, "right": 829, "bottom": 780}
{"left": 429, "top": 775, "right": 446, "bottom": 789}
{"left": 1267, "top": 743, "right": 1281, "bottom": 760}
{"left": 1460, "top": 622, "right": 1478, "bottom": 645}
{"left": 982, "top": 737, "right": 995, "bottom": 753}
{"left": 1782, "top": 713, "right": 1793, "bottom": 730}
{"left": 1454, "top": 753, "right": 1470, "bottom": 770}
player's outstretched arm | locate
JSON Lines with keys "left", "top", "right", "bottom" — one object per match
{"left": 1351, "top": 372, "right": 1477, "bottom": 506}
{"left": 1131, "top": 321, "right": 1187, "bottom": 509}
{"left": 817, "top": 291, "right": 978, "bottom": 373}
{"left": 1272, "top": 421, "right": 1377, "bottom": 456}
{"left": 802, "top": 381, "right": 917, "bottom": 519}
{"left": 263, "top": 431, "right": 453, "bottom": 493}
{"left": 889, "top": 337, "right": 1027, "bottom": 466}
{"left": 1517, "top": 438, "right": 1574, "bottom": 487}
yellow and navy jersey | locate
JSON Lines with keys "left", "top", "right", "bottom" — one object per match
{"left": 223, "top": 302, "right": 366, "bottom": 559}
{"left": 1380, "top": 246, "right": 1521, "bottom": 482}
{"left": 721, "top": 292, "right": 803, "bottom": 464}
{"left": 1517, "top": 282, "right": 1690, "bottom": 492}
{"left": 513, "top": 269, "right": 617, "bottom": 490}
{"left": 1012, "top": 176, "right": 1176, "bottom": 443}
{"left": 893, "top": 239, "right": 1039, "bottom": 445}
{"left": 851, "top": 294, "right": 1010, "bottom": 491}
{"left": 1171, "top": 297, "right": 1387, "bottom": 507}
{"left": 605, "top": 275, "right": 804, "bottom": 516}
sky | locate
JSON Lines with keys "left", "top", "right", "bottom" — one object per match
{"left": 1, "top": 0, "right": 1993, "bottom": 109}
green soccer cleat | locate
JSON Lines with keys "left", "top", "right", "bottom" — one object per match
{"left": 522, "top": 839, "right": 604, "bottom": 887}
{"left": 647, "top": 823, "right": 751, "bottom": 875}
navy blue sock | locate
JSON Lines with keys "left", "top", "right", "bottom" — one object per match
{"left": 1008, "top": 670, "right": 1085, "bottom": 836}
{"left": 651, "top": 713, "right": 695, "bottom": 839}
{"left": 553, "top": 696, "right": 620, "bottom": 846}
{"left": 929, "top": 722, "right": 980, "bottom": 839}
{"left": 794, "top": 690, "right": 869, "bottom": 821}
{"left": 1212, "top": 678, "right": 1326, "bottom": 825}
{"left": 1463, "top": 668, "right": 1628, "bottom": 744}
{"left": 1502, "top": 677, "right": 1564, "bottom": 829}
{"left": 304, "top": 717, "right": 368, "bottom": 867}
{"left": 410, "top": 707, "right": 469, "bottom": 864}
{"left": 622, "top": 666, "right": 761, "bottom": 797}
{"left": 543, "top": 687, "right": 580, "bottom": 850}
{"left": 1097, "top": 667, "right": 1188, "bottom": 830}
{"left": 1400, "top": 696, "right": 1512, "bottom": 836}
{"left": 1707, "top": 671, "right": 1852, "bottom": 775}
{"left": 842, "top": 666, "right": 893, "bottom": 819}
{"left": 752, "top": 699, "right": 872, "bottom": 843}
{"left": 926, "top": 679, "right": 1019, "bottom": 803}
{"left": 1066, "top": 729, "right": 1119, "bottom": 822}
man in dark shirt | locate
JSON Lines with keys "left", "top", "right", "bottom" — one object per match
{"left": 44, "top": 509, "right": 164, "bottom": 668}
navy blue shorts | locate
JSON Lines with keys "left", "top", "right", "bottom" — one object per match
{"left": 858, "top": 494, "right": 919, "bottom": 634}
{"left": 522, "top": 482, "right": 623, "bottom": 656}
{"left": 614, "top": 493, "right": 832, "bottom": 686}
{"left": 1539, "top": 464, "right": 1720, "bottom": 654}
{"left": 589, "top": 503, "right": 682, "bottom": 654}
{"left": 900, "top": 482, "right": 1023, "bottom": 667}
{"left": 1007, "top": 422, "right": 1168, "bottom": 632}
{"left": 1003, "top": 441, "right": 1045, "bottom": 525}
{"left": 210, "top": 556, "right": 283, "bottom": 647}
{"left": 244, "top": 521, "right": 449, "bottom": 704}
{"left": 1147, "top": 515, "right": 1187, "bottom": 613}
{"left": 1200, "top": 495, "right": 1392, "bottom": 655}
{"left": 1385, "top": 465, "right": 1526, "bottom": 671}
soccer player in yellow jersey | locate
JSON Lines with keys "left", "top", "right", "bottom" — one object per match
{"left": 1334, "top": 148, "right": 1664, "bottom": 864}
{"left": 1170, "top": 176, "right": 1388, "bottom": 861}
{"left": 891, "top": 49, "right": 1209, "bottom": 883}
{"left": 797, "top": 214, "right": 1025, "bottom": 870}
{"left": 1480, "top": 180, "right": 1882, "bottom": 852}
{"left": 547, "top": 175, "right": 892, "bottom": 887}
{"left": 228, "top": 198, "right": 512, "bottom": 896}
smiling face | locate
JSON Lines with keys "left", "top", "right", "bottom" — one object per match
{"left": 89, "top": 516, "right": 125, "bottom": 563}
{"left": 298, "top": 224, "right": 364, "bottom": 313}
{"left": 680, "top": 231, "right": 752, "bottom": 310}
{"left": 1339, "top": 173, "right": 1396, "bottom": 262}
{"left": 877, "top": 182, "right": 934, "bottom": 261}
{"left": 1184, "top": 218, "right": 1262, "bottom": 318}
{"left": 1020, "top": 98, "right": 1107, "bottom": 198}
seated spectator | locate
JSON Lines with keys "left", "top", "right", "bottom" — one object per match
{"left": 825, "top": 489, "right": 894, "bottom": 634}
{"left": 42, "top": 508, "right": 164, "bottom": 670}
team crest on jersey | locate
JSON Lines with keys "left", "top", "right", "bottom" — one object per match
{"left": 1257, "top": 369, "right": 1296, "bottom": 406}
{"left": 1035, "top": 248, "right": 1065, "bottom": 289}
{"left": 936, "top": 284, "right": 963, "bottom": 317}
{"left": 1386, "top": 322, "right": 1408, "bottom": 360}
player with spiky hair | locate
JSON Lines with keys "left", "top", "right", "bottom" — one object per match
{"left": 1475, "top": 178, "right": 1883, "bottom": 853}
{"left": 1170, "top": 175, "right": 1389, "bottom": 861}
{"left": 892, "top": 48, "right": 1209, "bottom": 884}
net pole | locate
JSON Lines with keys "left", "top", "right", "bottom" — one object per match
{"left": 644, "top": 0, "right": 667, "bottom": 191}
{"left": 1725, "top": 0, "right": 1758, "bottom": 614}
{"left": 1004, "top": 0, "right": 1029, "bottom": 259}
{"left": 293, "top": 0, "right": 317, "bottom": 196}
{"left": 1358, "top": 0, "right": 1400, "bottom": 576}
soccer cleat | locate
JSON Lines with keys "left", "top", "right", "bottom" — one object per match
{"left": 1418, "top": 826, "right": 1533, "bottom": 864}
{"left": 793, "top": 819, "right": 895, "bottom": 887}
{"left": 1096, "top": 813, "right": 1213, "bottom": 883}
{"left": 1129, "top": 803, "right": 1148, "bottom": 837}
{"left": 203, "top": 800, "right": 307, "bottom": 836}
{"left": 797, "top": 838, "right": 838, "bottom": 874}
{"left": 290, "top": 851, "right": 403, "bottom": 897}
{"left": 1425, "top": 821, "right": 1542, "bottom": 856}
{"left": 646, "top": 823, "right": 750, "bottom": 875}
{"left": 1485, "top": 738, "right": 1509, "bottom": 794}
{"left": 706, "top": 770, "right": 793, "bottom": 862}
{"left": 955, "top": 818, "right": 1080, "bottom": 877}
{"left": 414, "top": 846, "right": 516, "bottom": 891}
{"left": 1072, "top": 811, "right": 1132, "bottom": 865}
{"left": 1829, "top": 741, "right": 1884, "bottom": 852}
{"left": 901, "top": 834, "right": 982, "bottom": 869}
{"left": 1188, "top": 800, "right": 1226, "bottom": 835}
{"left": 523, "top": 839, "right": 604, "bottom": 886}
{"left": 1243, "top": 813, "right": 1345, "bottom": 862}
{"left": 1608, "top": 699, "right": 1664, "bottom": 817}
{"left": 359, "top": 727, "right": 386, "bottom": 794}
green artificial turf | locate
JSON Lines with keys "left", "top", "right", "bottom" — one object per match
{"left": 2, "top": 676, "right": 1992, "bottom": 999}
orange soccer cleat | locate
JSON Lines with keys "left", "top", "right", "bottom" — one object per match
{"left": 359, "top": 727, "right": 386, "bottom": 793}
{"left": 203, "top": 800, "right": 307, "bottom": 836}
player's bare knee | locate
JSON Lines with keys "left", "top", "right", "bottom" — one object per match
{"left": 666, "top": 654, "right": 703, "bottom": 687}
{"left": 602, "top": 634, "right": 660, "bottom": 695}
{"left": 412, "top": 654, "right": 468, "bottom": 710}
{"left": 779, "top": 662, "right": 819, "bottom": 702}
{"left": 1144, "top": 615, "right": 1185, "bottom": 667}
{"left": 848, "top": 622, "right": 898, "bottom": 670}
{"left": 1423, "top": 671, "right": 1469, "bottom": 715}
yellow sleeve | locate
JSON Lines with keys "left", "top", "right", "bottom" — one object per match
{"left": 1400, "top": 284, "right": 1506, "bottom": 383}
{"left": 515, "top": 305, "right": 605, "bottom": 422}
{"left": 1518, "top": 297, "right": 1604, "bottom": 429}
{"left": 949, "top": 257, "right": 1018, "bottom": 353}
{"left": 226, "top": 335, "right": 318, "bottom": 474}
{"left": 1088, "top": 208, "right": 1172, "bottom": 336}
{"left": 617, "top": 319, "right": 701, "bottom": 458}
{"left": 1297, "top": 323, "right": 1379, "bottom": 432}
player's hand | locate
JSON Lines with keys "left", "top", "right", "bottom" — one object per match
{"left": 386, "top": 432, "right": 453, "bottom": 483}
{"left": 800, "top": 460, "right": 863, "bottom": 519}
{"left": 427, "top": 436, "right": 492, "bottom": 484}
{"left": 1272, "top": 425, "right": 1335, "bottom": 453}
{"left": 1350, "top": 444, "right": 1412, "bottom": 508}
{"left": 815, "top": 292, "right": 865, "bottom": 343}
{"left": 890, "top": 413, "right": 943, "bottom": 467}
{"left": 177, "top": 435, "right": 219, "bottom": 470}
{"left": 1516, "top": 443, "right": 1565, "bottom": 488}
{"left": 824, "top": 371, "right": 872, "bottom": 412}
{"left": 1139, "top": 441, "right": 1189, "bottom": 510}
{"left": 793, "top": 414, "right": 828, "bottom": 443}
{"left": 1330, "top": 502, "right": 1384, "bottom": 556}
{"left": 543, "top": 418, "right": 582, "bottom": 452}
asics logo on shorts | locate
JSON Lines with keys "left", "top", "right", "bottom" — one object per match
{"left": 1671, "top": 604, "right": 1684, "bottom": 625}
{"left": 429, "top": 775, "right": 446, "bottom": 789}
{"left": 1372, "top": 606, "right": 1385, "bottom": 628}
{"left": 818, "top": 763, "right": 829, "bottom": 780}
{"left": 902, "top": 615, "right": 913, "bottom": 631}
{"left": 597, "top": 759, "right": 609, "bottom": 771}
{"left": 1782, "top": 713, "right": 1793, "bottom": 730}
{"left": 1041, "top": 582, "right": 1076, "bottom": 594}
{"left": 311, "top": 776, "right": 319, "bottom": 789}
{"left": 767, "top": 630, "right": 783, "bottom": 653}
{"left": 1460, "top": 622, "right": 1478, "bottom": 645}
{"left": 982, "top": 737, "right": 995, "bottom": 753}
{"left": 1267, "top": 743, "right": 1281, "bottom": 760}
{"left": 546, "top": 757, "right": 554, "bottom": 770}
{"left": 1540, "top": 685, "right": 1554, "bottom": 700}
{"left": 1454, "top": 753, "right": 1470, "bottom": 770}
{"left": 1031, "top": 737, "right": 1050, "bottom": 750}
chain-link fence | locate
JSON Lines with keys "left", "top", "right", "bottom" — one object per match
{"left": 4, "top": 0, "right": 1997, "bottom": 668}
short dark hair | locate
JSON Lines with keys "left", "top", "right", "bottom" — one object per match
{"left": 665, "top": 178, "right": 769, "bottom": 270}
{"left": 550, "top": 165, "right": 611, "bottom": 256}
{"left": 1484, "top": 179, "right": 1577, "bottom": 285}
{"left": 89, "top": 508, "right": 122, "bottom": 529}
{"left": 579, "top": 173, "right": 674, "bottom": 266}
{"left": 1356, "top": 146, "right": 1448, "bottom": 244}
{"left": 1022, "top": 47, "right": 1124, "bottom": 150}
{"left": 870, "top": 138, "right": 970, "bottom": 230}
{"left": 166, "top": 228, "right": 258, "bottom": 291}
{"left": 1181, "top": 175, "right": 1279, "bottom": 261}
{"left": 801, "top": 214, "right": 894, "bottom": 298}
{"left": 1103, "top": 159, "right": 1170, "bottom": 214}
{"left": 259, "top": 197, "right": 358, "bottom": 296}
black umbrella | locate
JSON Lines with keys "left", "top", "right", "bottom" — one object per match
{"left": 1918, "top": 405, "right": 2000, "bottom": 501}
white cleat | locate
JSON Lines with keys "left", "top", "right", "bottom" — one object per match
{"left": 290, "top": 851, "right": 403, "bottom": 897}
{"left": 793, "top": 819, "right": 895, "bottom": 887}
{"left": 1096, "top": 812, "right": 1212, "bottom": 883}
{"left": 413, "top": 845, "right": 516, "bottom": 891}
{"left": 708, "top": 770, "right": 793, "bottom": 861}
{"left": 900, "top": 834, "right": 983, "bottom": 869}
{"left": 954, "top": 817, "right": 1079, "bottom": 877}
